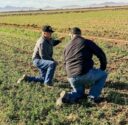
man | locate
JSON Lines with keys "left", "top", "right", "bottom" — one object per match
{"left": 17, "top": 25, "right": 64, "bottom": 86}
{"left": 56, "top": 27, "right": 107, "bottom": 106}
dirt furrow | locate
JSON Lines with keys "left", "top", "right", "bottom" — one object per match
{"left": 0, "top": 23, "right": 128, "bottom": 45}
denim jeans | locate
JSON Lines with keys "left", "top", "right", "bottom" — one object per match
{"left": 64, "top": 68, "right": 107, "bottom": 102}
{"left": 26, "top": 59, "right": 57, "bottom": 85}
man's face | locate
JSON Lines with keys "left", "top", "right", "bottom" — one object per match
{"left": 43, "top": 32, "right": 52, "bottom": 39}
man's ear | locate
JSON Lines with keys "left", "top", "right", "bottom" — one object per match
{"left": 43, "top": 32, "right": 45, "bottom": 36}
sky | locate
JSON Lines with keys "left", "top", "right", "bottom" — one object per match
{"left": 0, "top": 0, "right": 128, "bottom": 8}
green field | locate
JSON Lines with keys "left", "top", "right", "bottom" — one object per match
{"left": 0, "top": 7, "right": 128, "bottom": 125}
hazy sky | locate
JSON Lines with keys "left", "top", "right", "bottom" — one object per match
{"left": 0, "top": 0, "right": 128, "bottom": 8}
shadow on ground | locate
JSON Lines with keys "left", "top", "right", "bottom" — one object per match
{"left": 105, "top": 81, "right": 128, "bottom": 105}
{"left": 106, "top": 81, "right": 128, "bottom": 91}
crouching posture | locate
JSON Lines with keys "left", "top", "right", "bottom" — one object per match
{"left": 17, "top": 25, "right": 63, "bottom": 86}
{"left": 56, "top": 27, "right": 107, "bottom": 106}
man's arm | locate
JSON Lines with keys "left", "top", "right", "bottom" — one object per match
{"left": 87, "top": 40, "right": 107, "bottom": 70}
{"left": 52, "top": 37, "right": 65, "bottom": 46}
{"left": 52, "top": 40, "right": 61, "bottom": 46}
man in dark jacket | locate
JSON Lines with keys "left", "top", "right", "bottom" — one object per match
{"left": 17, "top": 25, "right": 64, "bottom": 86}
{"left": 56, "top": 27, "right": 107, "bottom": 106}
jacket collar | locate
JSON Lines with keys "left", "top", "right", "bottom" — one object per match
{"left": 71, "top": 35, "right": 81, "bottom": 41}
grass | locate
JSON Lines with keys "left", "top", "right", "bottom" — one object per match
{"left": 0, "top": 7, "right": 128, "bottom": 125}
{"left": 0, "top": 9, "right": 128, "bottom": 40}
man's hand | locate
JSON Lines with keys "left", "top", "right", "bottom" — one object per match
{"left": 59, "top": 36, "right": 65, "bottom": 41}
{"left": 54, "top": 61, "right": 58, "bottom": 65}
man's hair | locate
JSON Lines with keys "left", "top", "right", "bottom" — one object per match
{"left": 71, "top": 27, "right": 81, "bottom": 35}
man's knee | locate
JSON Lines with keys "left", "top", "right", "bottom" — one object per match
{"left": 33, "top": 59, "right": 40, "bottom": 67}
{"left": 49, "top": 61, "right": 57, "bottom": 68}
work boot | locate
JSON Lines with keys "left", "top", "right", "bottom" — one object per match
{"left": 56, "top": 91, "right": 66, "bottom": 107}
{"left": 17, "top": 74, "right": 28, "bottom": 84}
{"left": 87, "top": 96, "right": 104, "bottom": 105}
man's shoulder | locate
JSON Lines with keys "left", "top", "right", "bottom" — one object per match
{"left": 76, "top": 36, "right": 92, "bottom": 43}
{"left": 81, "top": 37, "right": 92, "bottom": 42}
{"left": 84, "top": 38, "right": 95, "bottom": 45}
{"left": 74, "top": 36, "right": 89, "bottom": 45}
{"left": 37, "top": 37, "right": 47, "bottom": 44}
{"left": 77, "top": 37, "right": 97, "bottom": 49}
{"left": 34, "top": 37, "right": 44, "bottom": 48}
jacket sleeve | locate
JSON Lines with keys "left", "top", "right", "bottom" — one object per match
{"left": 88, "top": 40, "right": 107, "bottom": 70}
{"left": 52, "top": 40, "right": 61, "bottom": 46}
{"left": 32, "top": 39, "right": 40, "bottom": 60}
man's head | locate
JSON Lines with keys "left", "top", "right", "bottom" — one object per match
{"left": 42, "top": 25, "right": 54, "bottom": 39}
{"left": 69, "top": 27, "right": 81, "bottom": 38}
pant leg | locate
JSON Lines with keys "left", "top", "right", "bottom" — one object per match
{"left": 63, "top": 68, "right": 107, "bottom": 102}
{"left": 25, "top": 59, "right": 44, "bottom": 83}
{"left": 26, "top": 76, "right": 44, "bottom": 83}
{"left": 39, "top": 68, "right": 47, "bottom": 80}
{"left": 36, "top": 59, "right": 57, "bottom": 85}
{"left": 63, "top": 77, "right": 85, "bottom": 102}
{"left": 86, "top": 68, "right": 108, "bottom": 98}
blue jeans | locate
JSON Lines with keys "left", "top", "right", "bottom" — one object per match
{"left": 26, "top": 59, "right": 57, "bottom": 85}
{"left": 64, "top": 68, "right": 107, "bottom": 102}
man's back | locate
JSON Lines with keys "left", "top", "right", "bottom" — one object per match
{"left": 64, "top": 36, "right": 107, "bottom": 78}
{"left": 56, "top": 27, "right": 107, "bottom": 106}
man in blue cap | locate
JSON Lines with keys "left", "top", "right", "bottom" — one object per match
{"left": 56, "top": 27, "right": 107, "bottom": 106}
{"left": 17, "top": 25, "right": 64, "bottom": 86}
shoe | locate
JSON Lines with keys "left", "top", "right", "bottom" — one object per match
{"left": 87, "top": 96, "right": 104, "bottom": 105}
{"left": 56, "top": 91, "right": 66, "bottom": 107}
{"left": 17, "top": 74, "right": 28, "bottom": 84}
{"left": 87, "top": 96, "right": 96, "bottom": 105}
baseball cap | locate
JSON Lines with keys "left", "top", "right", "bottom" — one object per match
{"left": 42, "top": 25, "right": 54, "bottom": 33}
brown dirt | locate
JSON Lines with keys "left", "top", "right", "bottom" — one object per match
{"left": 0, "top": 23, "right": 128, "bottom": 45}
